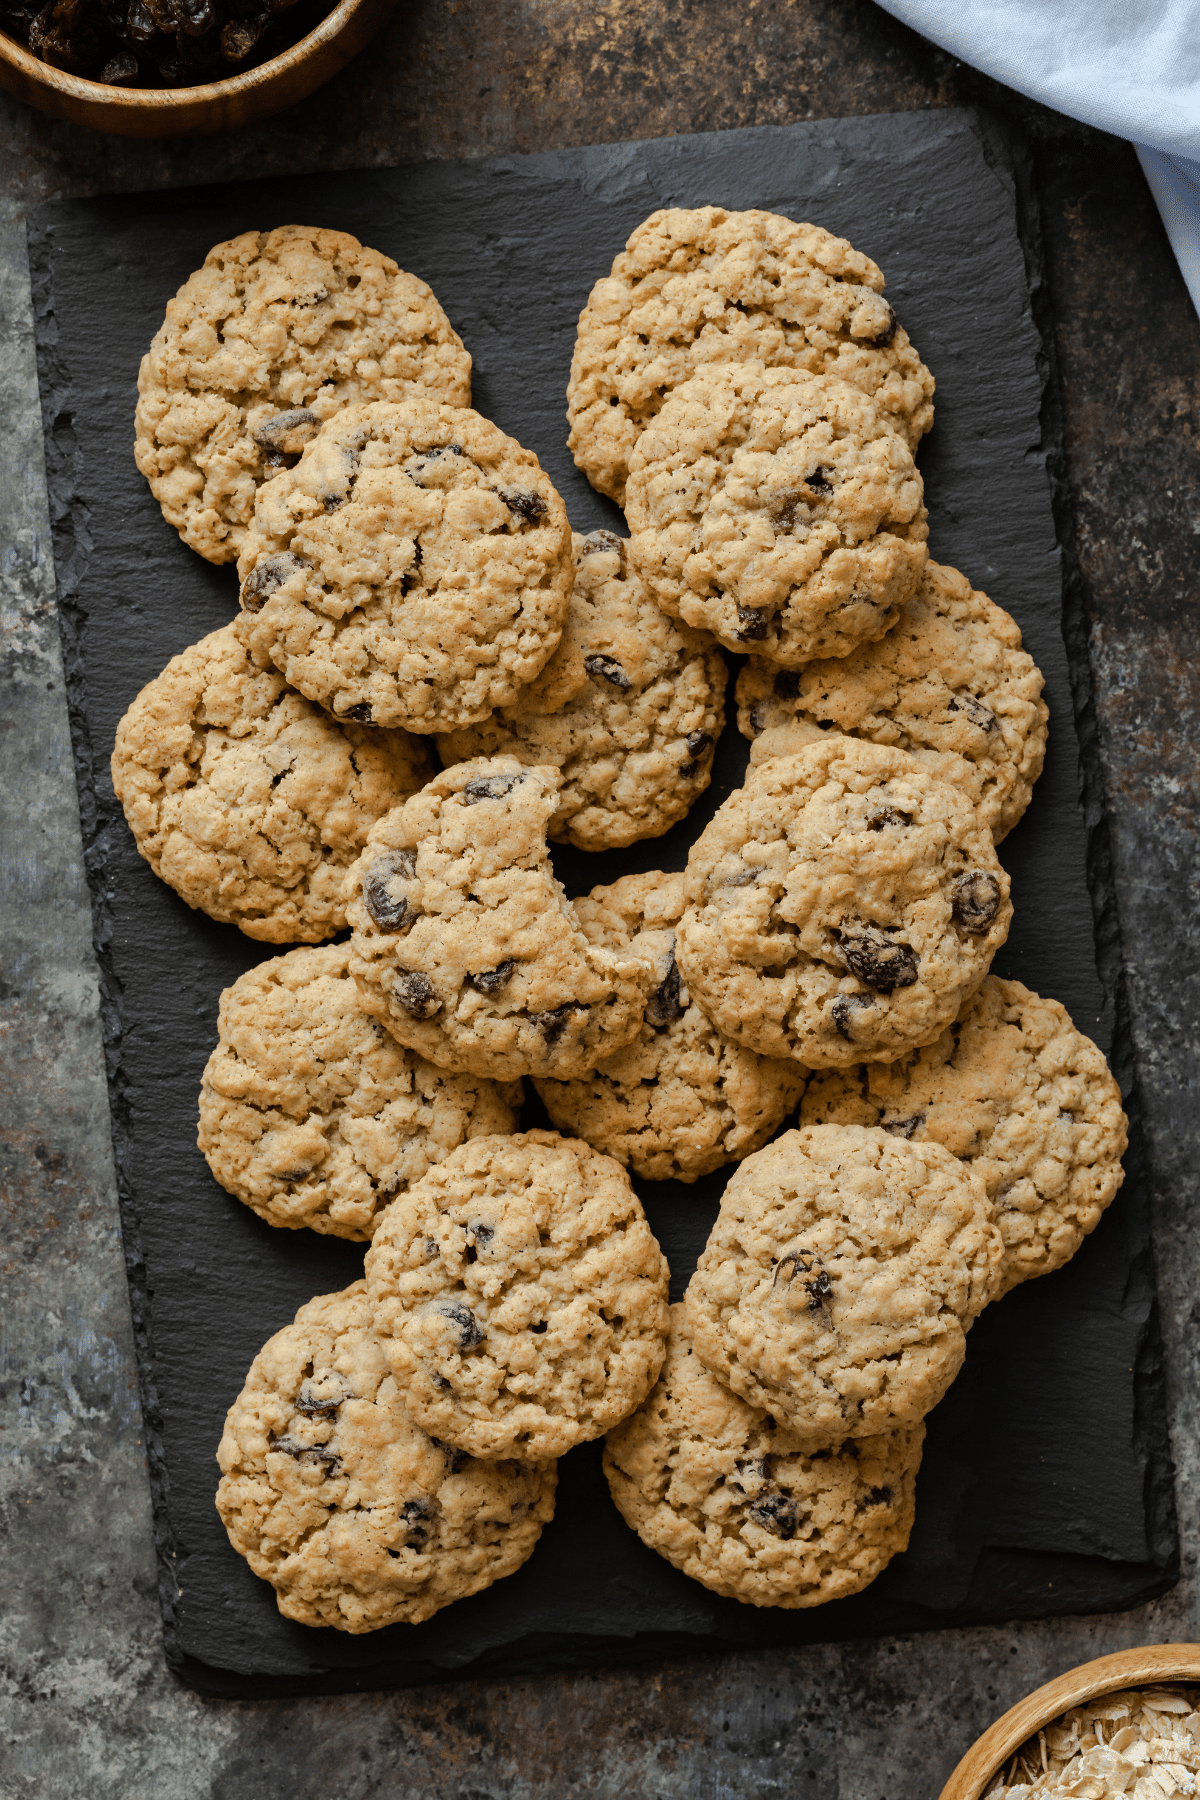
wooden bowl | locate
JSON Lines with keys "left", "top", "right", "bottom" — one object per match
{"left": 0, "top": 0, "right": 393, "bottom": 137}
{"left": 940, "top": 1644, "right": 1200, "bottom": 1799}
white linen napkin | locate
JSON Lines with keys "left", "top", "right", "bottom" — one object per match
{"left": 874, "top": 0, "right": 1200, "bottom": 315}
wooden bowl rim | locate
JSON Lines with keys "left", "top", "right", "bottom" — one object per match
{"left": 0, "top": 0, "right": 365, "bottom": 109}
{"left": 939, "top": 1643, "right": 1200, "bottom": 1800}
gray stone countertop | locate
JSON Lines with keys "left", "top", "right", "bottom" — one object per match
{"left": 1, "top": 2, "right": 1198, "bottom": 1794}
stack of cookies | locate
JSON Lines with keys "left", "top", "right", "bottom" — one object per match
{"left": 112, "top": 209, "right": 1127, "bottom": 1631}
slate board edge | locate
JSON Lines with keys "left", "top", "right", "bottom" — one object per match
{"left": 24, "top": 105, "right": 1178, "bottom": 1699}
{"left": 971, "top": 102, "right": 1179, "bottom": 1592}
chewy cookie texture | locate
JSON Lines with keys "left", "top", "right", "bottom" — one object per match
{"left": 135, "top": 226, "right": 472, "bottom": 565}
{"left": 437, "top": 530, "right": 728, "bottom": 852}
{"left": 345, "top": 758, "right": 654, "bottom": 1082}
{"left": 684, "top": 1124, "right": 1000, "bottom": 1445}
{"left": 737, "top": 559, "right": 1049, "bottom": 843}
{"left": 604, "top": 1305, "right": 924, "bottom": 1608}
{"left": 801, "top": 977, "right": 1128, "bottom": 1299}
{"left": 235, "top": 400, "right": 573, "bottom": 734}
{"left": 625, "top": 364, "right": 929, "bottom": 665}
{"left": 363, "top": 1131, "right": 671, "bottom": 1460}
{"left": 536, "top": 870, "right": 808, "bottom": 1183}
{"left": 198, "top": 944, "right": 521, "bottom": 1240}
{"left": 568, "top": 206, "right": 934, "bottom": 506}
{"left": 676, "top": 736, "right": 1012, "bottom": 1070}
{"left": 216, "top": 1282, "right": 556, "bottom": 1632}
{"left": 111, "top": 622, "right": 432, "bottom": 944}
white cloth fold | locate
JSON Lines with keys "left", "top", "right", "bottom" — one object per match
{"left": 873, "top": 0, "right": 1200, "bottom": 315}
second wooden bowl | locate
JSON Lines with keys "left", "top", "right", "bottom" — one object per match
{"left": 0, "top": 0, "right": 393, "bottom": 137}
{"left": 940, "top": 1643, "right": 1200, "bottom": 1799}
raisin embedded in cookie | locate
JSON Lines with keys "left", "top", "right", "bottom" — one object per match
{"left": 603, "top": 1304, "right": 924, "bottom": 1608}
{"left": 436, "top": 530, "right": 728, "bottom": 852}
{"left": 625, "top": 365, "right": 928, "bottom": 666}
{"left": 363, "top": 1131, "right": 671, "bottom": 1460}
{"left": 110, "top": 623, "right": 433, "bottom": 944}
{"left": 535, "top": 870, "right": 808, "bottom": 1183}
{"left": 567, "top": 206, "right": 934, "bottom": 506}
{"left": 800, "top": 976, "right": 1128, "bottom": 1298}
{"left": 135, "top": 225, "right": 472, "bottom": 565}
{"left": 199, "top": 944, "right": 522, "bottom": 1240}
{"left": 216, "top": 1281, "right": 556, "bottom": 1632}
{"left": 736, "top": 559, "right": 1048, "bottom": 842}
{"left": 684, "top": 1124, "right": 1000, "bottom": 1445}
{"left": 675, "top": 736, "right": 1012, "bottom": 1069}
{"left": 345, "top": 757, "right": 654, "bottom": 1081}
{"left": 235, "top": 400, "right": 573, "bottom": 734}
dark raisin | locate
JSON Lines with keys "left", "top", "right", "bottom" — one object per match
{"left": 100, "top": 47, "right": 137, "bottom": 76}
{"left": 125, "top": 0, "right": 155, "bottom": 42}
{"left": 293, "top": 1383, "right": 348, "bottom": 1419}
{"left": 773, "top": 1248, "right": 832, "bottom": 1313}
{"left": 836, "top": 927, "right": 919, "bottom": 993}
{"left": 461, "top": 771, "right": 524, "bottom": 805}
{"left": 469, "top": 961, "right": 516, "bottom": 995}
{"left": 830, "top": 991, "right": 875, "bottom": 1040}
{"left": 748, "top": 703, "right": 767, "bottom": 737}
{"left": 748, "top": 1492, "right": 800, "bottom": 1539}
{"left": 773, "top": 670, "right": 801, "bottom": 701}
{"left": 268, "top": 1433, "right": 341, "bottom": 1474}
{"left": 865, "top": 1485, "right": 892, "bottom": 1506}
{"left": 431, "top": 1300, "right": 484, "bottom": 1349}
{"left": 1059, "top": 1108, "right": 1075, "bottom": 1124}
{"left": 530, "top": 1003, "right": 586, "bottom": 1045}
{"left": 498, "top": 487, "right": 548, "bottom": 523}
{"left": 430, "top": 1436, "right": 469, "bottom": 1472}
{"left": 584, "top": 654, "right": 631, "bottom": 690}
{"left": 342, "top": 702, "right": 373, "bottom": 723}
{"left": 723, "top": 866, "right": 762, "bottom": 888}
{"left": 240, "top": 551, "right": 305, "bottom": 611}
{"left": 363, "top": 850, "right": 417, "bottom": 930}
{"left": 469, "top": 1222, "right": 494, "bottom": 1250}
{"left": 173, "top": 0, "right": 212, "bottom": 33}
{"left": 882, "top": 1114, "right": 925, "bottom": 1140}
{"left": 253, "top": 408, "right": 317, "bottom": 452}
{"left": 394, "top": 971, "right": 439, "bottom": 1018}
{"left": 736, "top": 605, "right": 770, "bottom": 641}
{"left": 531, "top": 1321, "right": 548, "bottom": 1334}
{"left": 679, "top": 728, "right": 714, "bottom": 778}
{"left": 804, "top": 467, "right": 833, "bottom": 495}
{"left": 951, "top": 870, "right": 1002, "bottom": 934}
{"left": 581, "top": 529, "right": 624, "bottom": 559}
{"left": 948, "top": 694, "right": 999, "bottom": 733}
{"left": 644, "top": 948, "right": 686, "bottom": 1031}
{"left": 867, "top": 807, "right": 912, "bottom": 831}
{"left": 219, "top": 12, "right": 264, "bottom": 53}
{"left": 868, "top": 302, "right": 898, "bottom": 347}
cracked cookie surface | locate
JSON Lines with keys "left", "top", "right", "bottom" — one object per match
{"left": 363, "top": 1131, "right": 671, "bottom": 1460}
{"left": 535, "top": 871, "right": 807, "bottom": 1183}
{"left": 603, "top": 1304, "right": 924, "bottom": 1608}
{"left": 436, "top": 530, "right": 728, "bottom": 851}
{"left": 737, "top": 559, "right": 1048, "bottom": 842}
{"left": 216, "top": 1281, "right": 556, "bottom": 1632}
{"left": 135, "top": 226, "right": 472, "bottom": 565}
{"left": 199, "top": 944, "right": 521, "bottom": 1240}
{"left": 800, "top": 976, "right": 1127, "bottom": 1298}
{"left": 235, "top": 400, "right": 573, "bottom": 733}
{"left": 345, "top": 758, "right": 654, "bottom": 1081}
{"left": 684, "top": 1124, "right": 1000, "bottom": 1444}
{"left": 111, "top": 622, "right": 432, "bottom": 943}
{"left": 675, "top": 736, "right": 1012, "bottom": 1069}
{"left": 625, "top": 365, "right": 928, "bottom": 665}
{"left": 567, "top": 206, "right": 934, "bottom": 506}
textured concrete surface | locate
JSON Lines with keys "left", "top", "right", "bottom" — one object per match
{"left": 1, "top": 1, "right": 1198, "bottom": 1794}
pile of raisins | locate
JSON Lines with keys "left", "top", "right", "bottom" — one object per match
{"left": 1, "top": 0, "right": 333, "bottom": 87}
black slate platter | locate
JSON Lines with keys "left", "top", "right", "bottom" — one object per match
{"left": 29, "top": 108, "right": 1177, "bottom": 1697}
